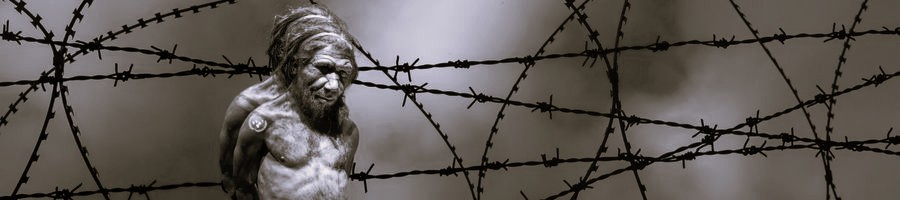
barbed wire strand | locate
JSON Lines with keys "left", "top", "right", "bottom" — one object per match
{"left": 65, "top": 0, "right": 238, "bottom": 62}
{"left": 350, "top": 39, "right": 478, "bottom": 199}
{"left": 475, "top": 0, "right": 595, "bottom": 198}
{"left": 10, "top": 122, "right": 900, "bottom": 199}
{"left": 3, "top": 0, "right": 71, "bottom": 198}
{"left": 2, "top": 61, "right": 898, "bottom": 149}
{"left": 346, "top": 124, "right": 900, "bottom": 186}
{"left": 7, "top": 24, "right": 900, "bottom": 77}
{"left": 609, "top": 1, "right": 650, "bottom": 198}
{"left": 353, "top": 27, "right": 900, "bottom": 72}
{"left": 0, "top": 0, "right": 247, "bottom": 142}
{"left": 0, "top": 181, "right": 219, "bottom": 200}
{"left": 54, "top": 0, "right": 115, "bottom": 198}
{"left": 726, "top": 0, "right": 840, "bottom": 199}
{"left": 0, "top": 0, "right": 64, "bottom": 139}
{"left": 5, "top": 61, "right": 895, "bottom": 146}
{"left": 1, "top": 1, "right": 239, "bottom": 199}
{"left": 5, "top": 33, "right": 266, "bottom": 71}
{"left": 9, "top": 71, "right": 60, "bottom": 198}
{"left": 0, "top": 0, "right": 243, "bottom": 139}
{"left": 3, "top": 25, "right": 900, "bottom": 137}
{"left": 541, "top": 122, "right": 900, "bottom": 200}
{"left": 345, "top": 132, "right": 900, "bottom": 183}
{"left": 540, "top": 62, "right": 900, "bottom": 198}
{"left": 59, "top": 83, "right": 110, "bottom": 200}
{"left": 821, "top": 0, "right": 869, "bottom": 199}
{"left": 8, "top": 133, "right": 900, "bottom": 200}
{"left": 564, "top": 0, "right": 647, "bottom": 199}
{"left": 589, "top": 0, "right": 646, "bottom": 199}
{"left": 1, "top": 1, "right": 899, "bottom": 199}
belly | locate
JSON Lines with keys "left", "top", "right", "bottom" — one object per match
{"left": 257, "top": 154, "right": 349, "bottom": 200}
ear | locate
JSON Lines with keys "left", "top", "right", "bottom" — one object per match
{"left": 348, "top": 53, "right": 359, "bottom": 82}
{"left": 278, "top": 60, "right": 299, "bottom": 87}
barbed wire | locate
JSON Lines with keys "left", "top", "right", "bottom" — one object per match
{"left": 1, "top": 0, "right": 899, "bottom": 199}
{"left": 819, "top": 1, "right": 868, "bottom": 199}
{"left": 350, "top": 41, "right": 478, "bottom": 199}
{"left": 474, "top": 0, "right": 597, "bottom": 198}
{"left": 566, "top": 0, "right": 648, "bottom": 199}
{"left": 0, "top": 181, "right": 220, "bottom": 200}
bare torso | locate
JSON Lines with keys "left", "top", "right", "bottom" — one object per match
{"left": 250, "top": 95, "right": 358, "bottom": 200}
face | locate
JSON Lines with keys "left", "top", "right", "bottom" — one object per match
{"left": 292, "top": 41, "right": 355, "bottom": 120}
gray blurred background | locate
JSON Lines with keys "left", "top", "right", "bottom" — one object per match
{"left": 2, "top": 0, "right": 900, "bottom": 199}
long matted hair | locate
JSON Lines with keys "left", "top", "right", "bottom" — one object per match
{"left": 267, "top": 3, "right": 358, "bottom": 89}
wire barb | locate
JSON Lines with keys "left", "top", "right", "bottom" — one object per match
{"left": 1, "top": 1, "right": 899, "bottom": 199}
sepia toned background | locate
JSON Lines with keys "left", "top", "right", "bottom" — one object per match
{"left": 2, "top": 0, "right": 900, "bottom": 199}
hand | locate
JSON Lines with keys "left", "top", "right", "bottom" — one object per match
{"left": 232, "top": 183, "right": 258, "bottom": 200}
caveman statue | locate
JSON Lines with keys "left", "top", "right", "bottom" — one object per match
{"left": 219, "top": 3, "right": 360, "bottom": 199}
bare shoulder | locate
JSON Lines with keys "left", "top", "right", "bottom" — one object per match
{"left": 342, "top": 116, "right": 358, "bottom": 133}
{"left": 341, "top": 114, "right": 359, "bottom": 143}
{"left": 246, "top": 98, "right": 298, "bottom": 132}
{"left": 232, "top": 78, "right": 281, "bottom": 110}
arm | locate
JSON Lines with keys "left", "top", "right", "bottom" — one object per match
{"left": 343, "top": 119, "right": 360, "bottom": 173}
{"left": 221, "top": 79, "right": 283, "bottom": 177}
{"left": 232, "top": 113, "right": 269, "bottom": 199}
{"left": 218, "top": 96, "right": 254, "bottom": 191}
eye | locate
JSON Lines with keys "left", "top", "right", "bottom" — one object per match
{"left": 312, "top": 61, "right": 335, "bottom": 74}
{"left": 337, "top": 69, "right": 349, "bottom": 78}
{"left": 304, "top": 64, "right": 321, "bottom": 75}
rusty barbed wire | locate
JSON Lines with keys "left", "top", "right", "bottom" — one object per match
{"left": 2, "top": 0, "right": 900, "bottom": 199}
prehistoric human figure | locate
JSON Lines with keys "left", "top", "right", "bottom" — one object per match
{"left": 219, "top": 3, "right": 360, "bottom": 199}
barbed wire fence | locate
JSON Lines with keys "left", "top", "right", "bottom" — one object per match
{"left": 1, "top": 0, "right": 899, "bottom": 199}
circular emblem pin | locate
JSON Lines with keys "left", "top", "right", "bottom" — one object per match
{"left": 248, "top": 115, "right": 267, "bottom": 133}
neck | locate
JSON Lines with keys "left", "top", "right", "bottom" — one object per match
{"left": 260, "top": 75, "right": 285, "bottom": 92}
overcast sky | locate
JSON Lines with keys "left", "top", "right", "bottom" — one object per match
{"left": 2, "top": 0, "right": 900, "bottom": 199}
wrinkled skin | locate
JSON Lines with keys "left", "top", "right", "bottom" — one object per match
{"left": 219, "top": 77, "right": 281, "bottom": 194}
{"left": 231, "top": 42, "right": 359, "bottom": 200}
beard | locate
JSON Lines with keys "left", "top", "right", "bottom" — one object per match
{"left": 292, "top": 84, "right": 344, "bottom": 133}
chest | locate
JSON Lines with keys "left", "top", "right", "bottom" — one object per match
{"left": 265, "top": 119, "right": 351, "bottom": 168}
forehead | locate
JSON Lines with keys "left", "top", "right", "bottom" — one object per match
{"left": 312, "top": 46, "right": 353, "bottom": 63}
{"left": 302, "top": 36, "right": 353, "bottom": 59}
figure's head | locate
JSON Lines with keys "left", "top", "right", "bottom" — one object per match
{"left": 268, "top": 4, "right": 358, "bottom": 122}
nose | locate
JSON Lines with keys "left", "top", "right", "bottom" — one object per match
{"left": 323, "top": 73, "right": 340, "bottom": 93}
